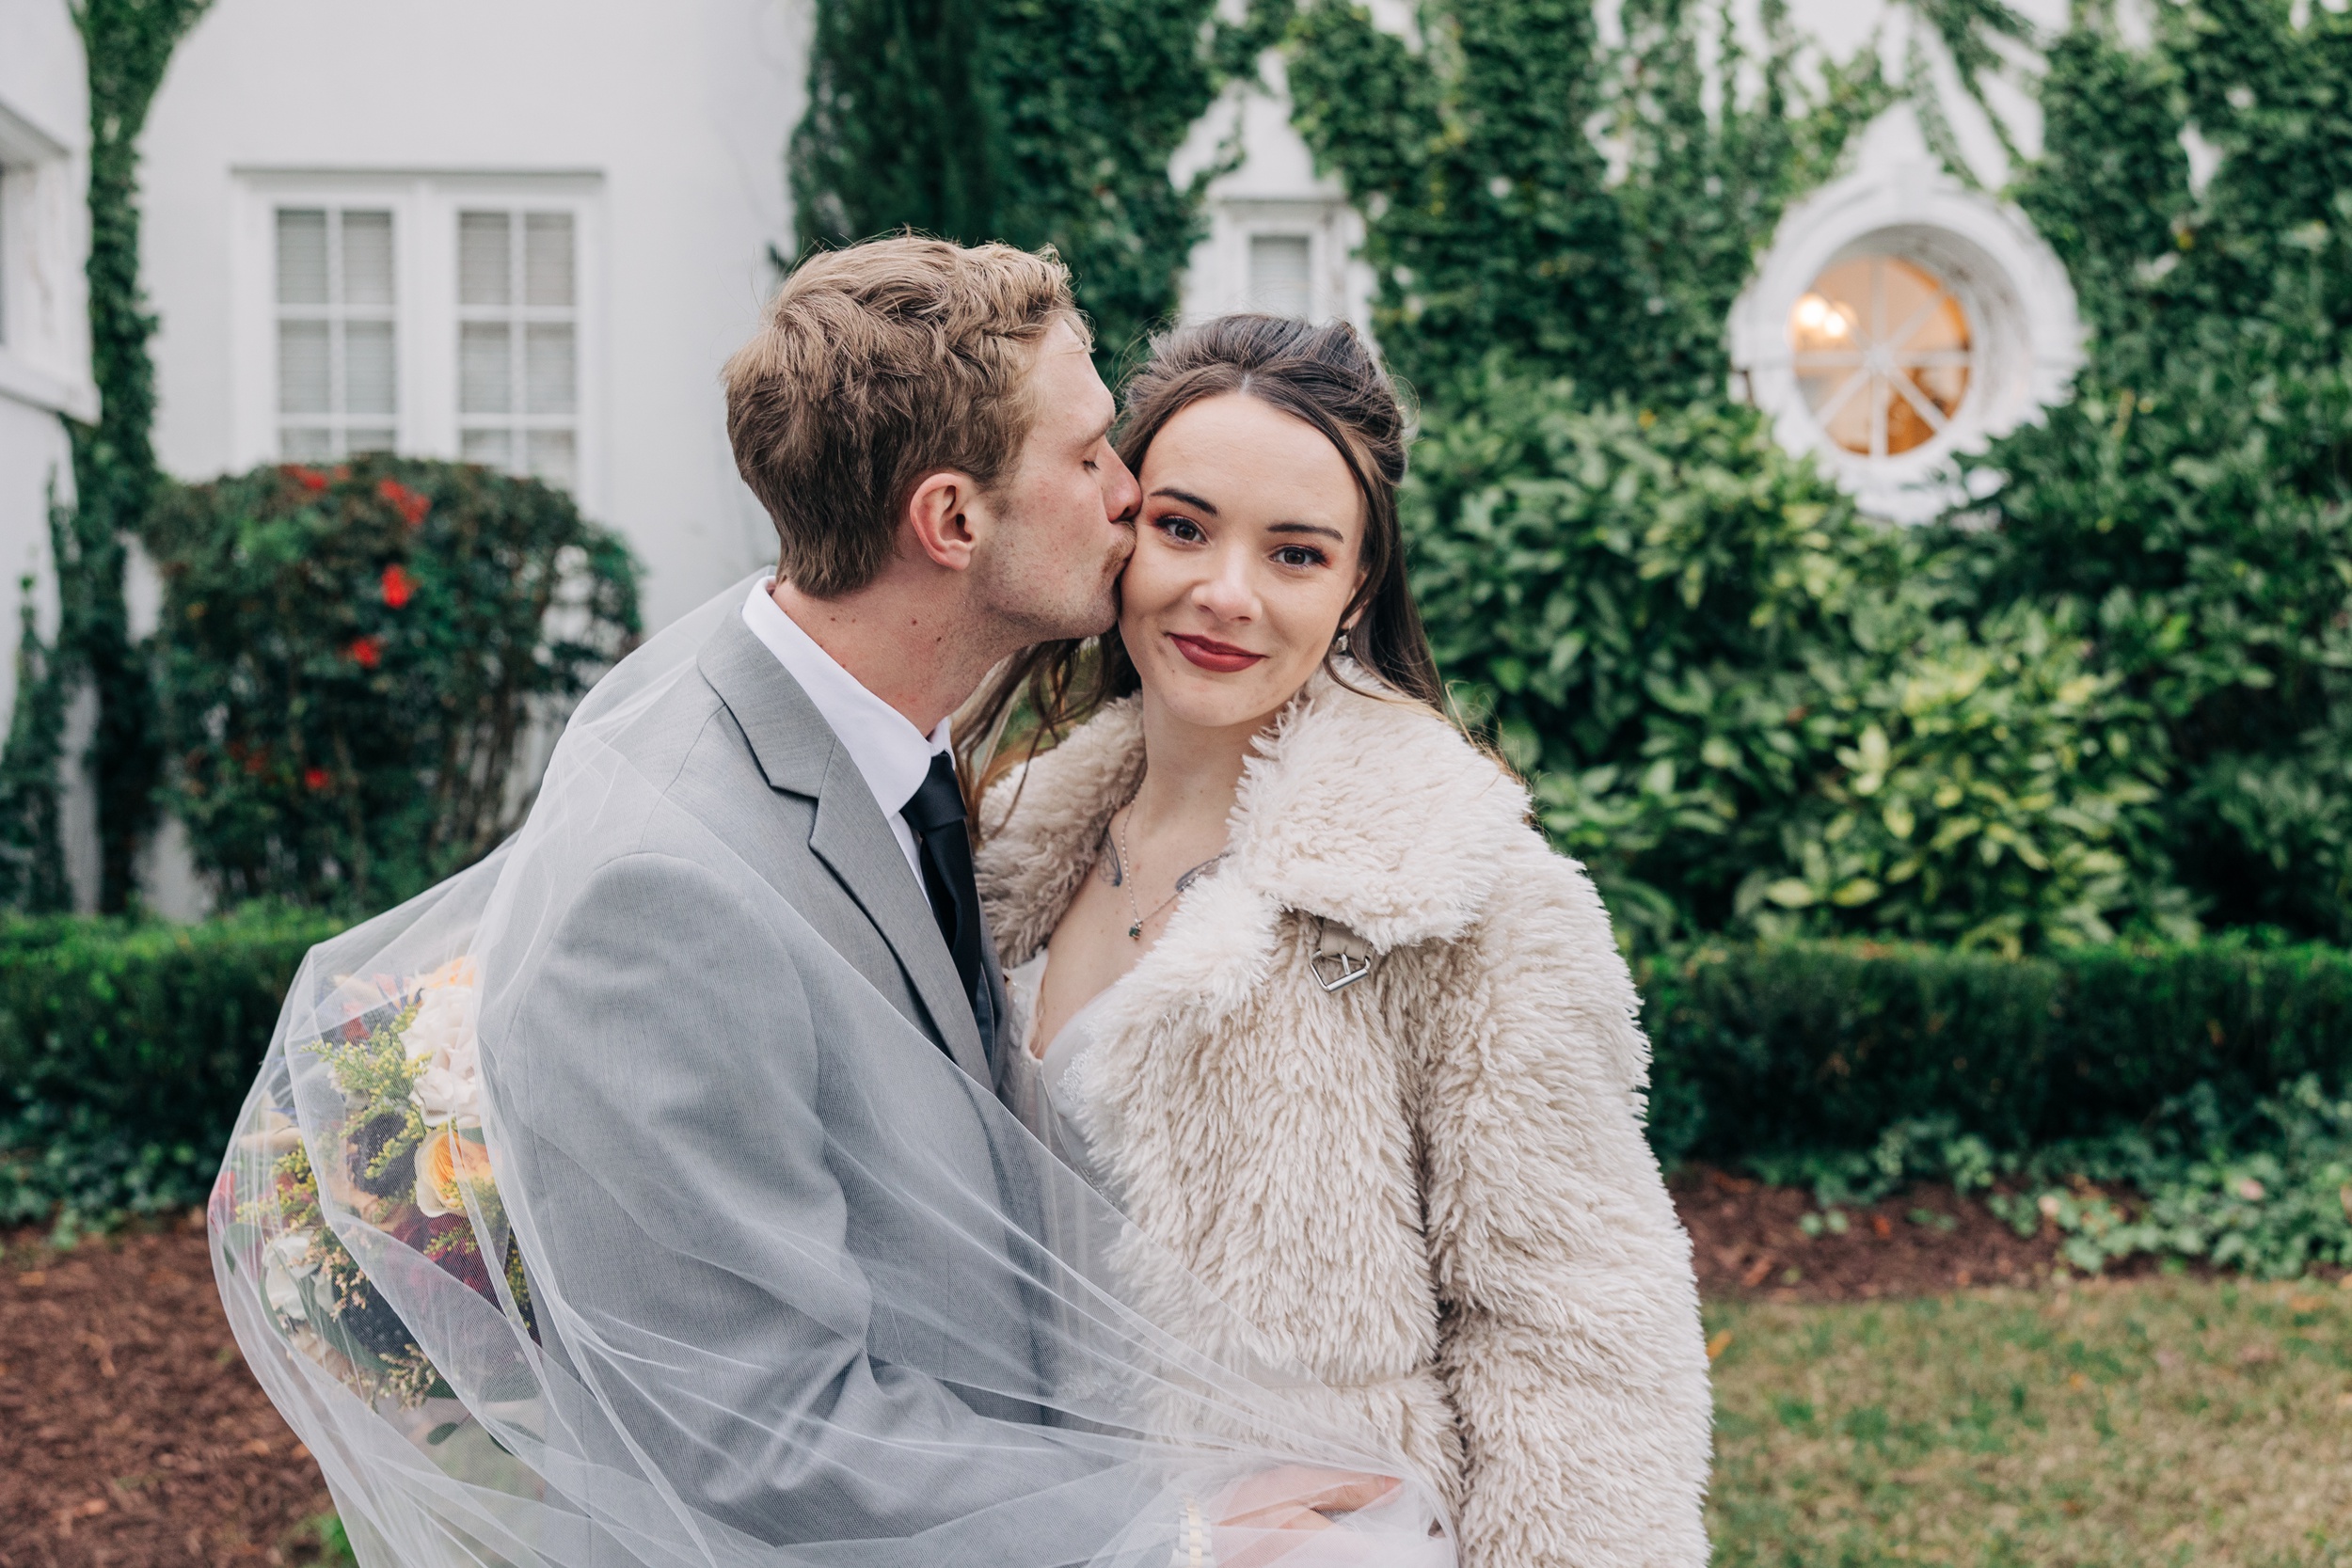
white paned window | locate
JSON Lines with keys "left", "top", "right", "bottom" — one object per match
{"left": 275, "top": 208, "right": 398, "bottom": 458}
{"left": 456, "top": 210, "right": 578, "bottom": 490}
{"left": 1248, "top": 234, "right": 1313, "bottom": 319}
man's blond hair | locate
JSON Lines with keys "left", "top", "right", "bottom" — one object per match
{"left": 723, "top": 236, "right": 1087, "bottom": 599}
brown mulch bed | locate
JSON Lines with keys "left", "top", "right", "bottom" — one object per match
{"left": 0, "top": 1173, "right": 2271, "bottom": 1563}
{"left": 1675, "top": 1164, "right": 2073, "bottom": 1302}
{"left": 0, "top": 1214, "right": 333, "bottom": 1567}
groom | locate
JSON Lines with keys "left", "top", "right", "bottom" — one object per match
{"left": 481, "top": 237, "right": 1142, "bottom": 1545}
{"left": 485, "top": 236, "right": 1389, "bottom": 1554}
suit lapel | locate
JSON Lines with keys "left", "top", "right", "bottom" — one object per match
{"left": 697, "top": 613, "right": 991, "bottom": 1083}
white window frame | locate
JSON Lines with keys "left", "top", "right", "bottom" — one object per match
{"left": 1183, "top": 197, "right": 1368, "bottom": 327}
{"left": 270, "top": 204, "right": 401, "bottom": 459}
{"left": 1728, "top": 126, "right": 2083, "bottom": 523}
{"left": 0, "top": 101, "right": 98, "bottom": 422}
{"left": 230, "top": 170, "right": 605, "bottom": 514}
{"left": 453, "top": 207, "right": 584, "bottom": 490}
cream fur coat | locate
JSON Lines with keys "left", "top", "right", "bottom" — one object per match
{"left": 975, "top": 669, "right": 1712, "bottom": 1568}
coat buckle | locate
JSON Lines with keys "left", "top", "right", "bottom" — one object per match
{"left": 1309, "top": 917, "right": 1375, "bottom": 994}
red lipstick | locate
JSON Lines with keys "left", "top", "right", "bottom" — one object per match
{"left": 1168, "top": 633, "right": 1265, "bottom": 673}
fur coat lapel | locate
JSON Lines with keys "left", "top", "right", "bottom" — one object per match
{"left": 976, "top": 663, "right": 1531, "bottom": 1006}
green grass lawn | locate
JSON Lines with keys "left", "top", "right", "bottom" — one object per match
{"left": 1706, "top": 1276, "right": 2352, "bottom": 1567}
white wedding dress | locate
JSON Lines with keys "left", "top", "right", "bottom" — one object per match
{"left": 1000, "top": 951, "right": 1116, "bottom": 1197}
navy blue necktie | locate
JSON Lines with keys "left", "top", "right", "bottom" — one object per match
{"left": 899, "top": 752, "right": 995, "bottom": 1065}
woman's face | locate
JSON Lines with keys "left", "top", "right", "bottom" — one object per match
{"left": 1119, "top": 392, "right": 1368, "bottom": 733}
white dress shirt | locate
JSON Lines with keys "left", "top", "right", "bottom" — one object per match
{"left": 741, "top": 578, "right": 948, "bottom": 889}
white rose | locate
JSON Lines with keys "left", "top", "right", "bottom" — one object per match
{"left": 263, "top": 1233, "right": 319, "bottom": 1322}
{"left": 403, "top": 986, "right": 473, "bottom": 1066}
{"left": 405, "top": 986, "right": 483, "bottom": 1129}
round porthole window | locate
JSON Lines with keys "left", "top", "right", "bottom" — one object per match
{"left": 1728, "top": 135, "right": 2083, "bottom": 522}
{"left": 1790, "top": 254, "right": 1974, "bottom": 460}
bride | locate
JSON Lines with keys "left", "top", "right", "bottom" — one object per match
{"left": 969, "top": 315, "right": 1713, "bottom": 1568}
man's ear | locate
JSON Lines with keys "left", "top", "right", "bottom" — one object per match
{"left": 904, "top": 470, "right": 985, "bottom": 571}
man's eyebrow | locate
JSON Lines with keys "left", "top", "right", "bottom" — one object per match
{"left": 1268, "top": 521, "right": 1348, "bottom": 543}
{"left": 1150, "top": 486, "right": 1219, "bottom": 515}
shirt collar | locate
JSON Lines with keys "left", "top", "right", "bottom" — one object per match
{"left": 740, "top": 578, "right": 949, "bottom": 819}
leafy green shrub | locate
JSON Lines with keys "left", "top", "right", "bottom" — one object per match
{"left": 0, "top": 904, "right": 340, "bottom": 1232}
{"left": 1990, "top": 1075, "right": 2352, "bottom": 1280}
{"left": 1640, "top": 937, "right": 2352, "bottom": 1165}
{"left": 1407, "top": 376, "right": 2182, "bottom": 951}
{"left": 1284, "top": 0, "right": 1891, "bottom": 404}
{"left": 1963, "top": 0, "right": 2352, "bottom": 943}
{"left": 145, "top": 456, "right": 638, "bottom": 910}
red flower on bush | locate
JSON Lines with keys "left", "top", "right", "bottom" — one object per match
{"left": 376, "top": 478, "right": 431, "bottom": 529}
{"left": 303, "top": 767, "right": 331, "bottom": 792}
{"left": 381, "top": 564, "right": 416, "bottom": 609}
{"left": 347, "top": 636, "right": 384, "bottom": 670}
{"left": 281, "top": 465, "right": 329, "bottom": 493}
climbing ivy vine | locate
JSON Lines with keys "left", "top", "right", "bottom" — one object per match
{"left": 0, "top": 0, "right": 215, "bottom": 912}
{"left": 789, "top": 0, "right": 1288, "bottom": 369}
{"left": 1282, "top": 0, "right": 2035, "bottom": 404}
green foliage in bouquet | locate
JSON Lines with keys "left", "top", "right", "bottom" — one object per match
{"left": 1406, "top": 375, "right": 2183, "bottom": 951}
{"left": 1965, "top": 0, "right": 2352, "bottom": 944}
{"left": 144, "top": 457, "right": 639, "bottom": 910}
{"left": 0, "top": 904, "right": 339, "bottom": 1235}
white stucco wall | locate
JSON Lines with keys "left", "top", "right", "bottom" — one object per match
{"left": 142, "top": 0, "right": 809, "bottom": 632}
{"left": 0, "top": 0, "right": 99, "bottom": 908}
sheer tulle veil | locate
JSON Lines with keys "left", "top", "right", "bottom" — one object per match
{"left": 209, "top": 581, "right": 1457, "bottom": 1568}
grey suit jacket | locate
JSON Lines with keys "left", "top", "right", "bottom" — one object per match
{"left": 477, "top": 603, "right": 1129, "bottom": 1552}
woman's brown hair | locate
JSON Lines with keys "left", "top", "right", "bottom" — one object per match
{"left": 958, "top": 312, "right": 1449, "bottom": 828}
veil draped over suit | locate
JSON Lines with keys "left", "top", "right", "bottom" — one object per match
{"left": 209, "top": 583, "right": 1455, "bottom": 1568}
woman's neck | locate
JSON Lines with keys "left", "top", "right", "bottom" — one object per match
{"left": 1130, "top": 692, "right": 1273, "bottom": 836}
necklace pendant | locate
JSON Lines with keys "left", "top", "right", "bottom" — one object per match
{"left": 1127, "top": 923, "right": 1143, "bottom": 941}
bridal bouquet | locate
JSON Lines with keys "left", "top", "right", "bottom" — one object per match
{"left": 215, "top": 957, "right": 533, "bottom": 1409}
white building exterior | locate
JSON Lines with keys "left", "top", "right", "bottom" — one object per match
{"left": 0, "top": 0, "right": 98, "bottom": 905}
{"left": 5, "top": 0, "right": 2101, "bottom": 908}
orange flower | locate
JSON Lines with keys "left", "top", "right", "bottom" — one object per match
{"left": 415, "top": 1129, "right": 495, "bottom": 1218}
{"left": 380, "top": 564, "right": 416, "bottom": 609}
{"left": 346, "top": 636, "right": 384, "bottom": 670}
{"left": 281, "top": 465, "right": 328, "bottom": 493}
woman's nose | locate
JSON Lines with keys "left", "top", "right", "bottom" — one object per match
{"left": 1194, "top": 548, "right": 1259, "bottom": 620}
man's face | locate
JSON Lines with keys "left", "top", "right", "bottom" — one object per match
{"left": 967, "top": 320, "right": 1140, "bottom": 642}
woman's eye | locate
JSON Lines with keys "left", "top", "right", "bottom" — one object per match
{"left": 1275, "top": 546, "right": 1326, "bottom": 568}
{"left": 1156, "top": 516, "right": 1205, "bottom": 544}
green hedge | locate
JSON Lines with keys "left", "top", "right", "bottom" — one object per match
{"left": 0, "top": 905, "right": 342, "bottom": 1227}
{"left": 1644, "top": 938, "right": 2352, "bottom": 1165}
{"left": 7, "top": 911, "right": 2351, "bottom": 1245}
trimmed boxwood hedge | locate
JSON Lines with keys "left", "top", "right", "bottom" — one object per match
{"left": 1642, "top": 938, "right": 2352, "bottom": 1166}
{"left": 0, "top": 905, "right": 342, "bottom": 1227}
{"left": 6, "top": 912, "right": 2351, "bottom": 1228}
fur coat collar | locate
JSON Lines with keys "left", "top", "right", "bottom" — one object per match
{"left": 976, "top": 663, "right": 1530, "bottom": 991}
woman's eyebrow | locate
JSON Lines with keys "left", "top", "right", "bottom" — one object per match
{"left": 1150, "top": 485, "right": 1219, "bottom": 515}
{"left": 1268, "top": 521, "right": 1348, "bottom": 543}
